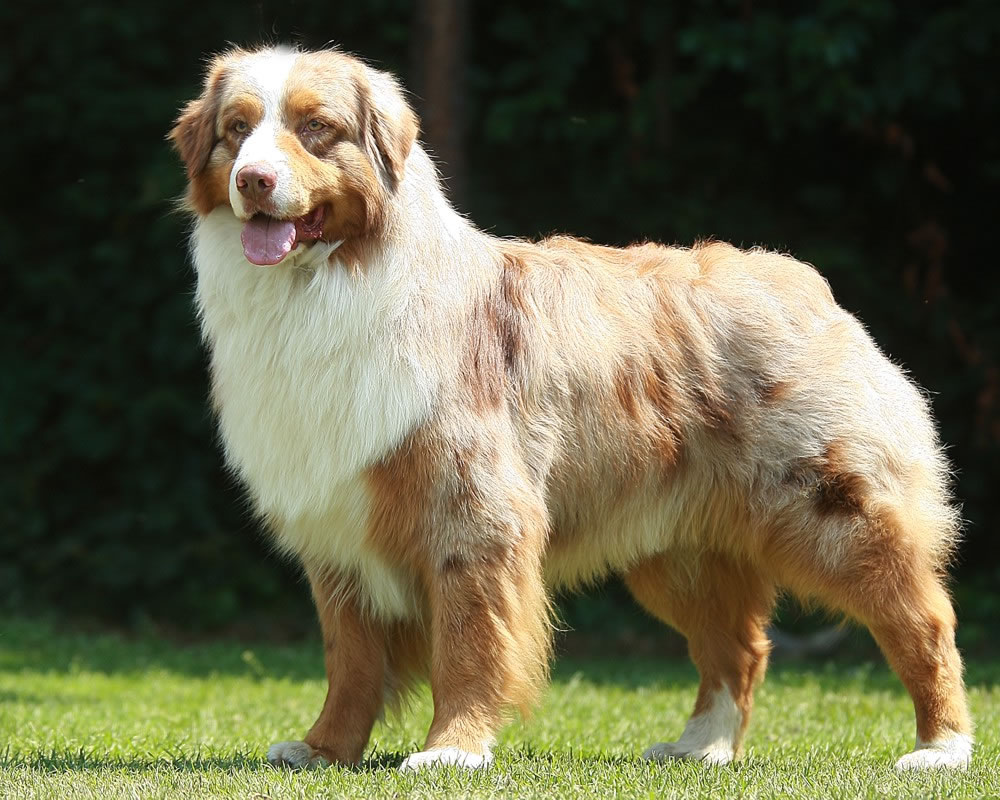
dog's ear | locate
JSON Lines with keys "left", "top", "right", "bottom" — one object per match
{"left": 169, "top": 56, "right": 230, "bottom": 179}
{"left": 363, "top": 67, "right": 419, "bottom": 188}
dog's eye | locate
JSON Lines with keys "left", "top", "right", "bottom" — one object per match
{"left": 233, "top": 120, "right": 249, "bottom": 134}
{"left": 305, "top": 119, "right": 326, "bottom": 133}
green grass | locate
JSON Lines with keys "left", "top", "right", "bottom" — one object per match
{"left": 0, "top": 618, "right": 997, "bottom": 799}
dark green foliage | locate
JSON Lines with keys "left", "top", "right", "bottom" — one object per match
{"left": 3, "top": 1, "right": 998, "bottom": 628}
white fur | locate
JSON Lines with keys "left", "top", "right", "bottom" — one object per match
{"left": 895, "top": 733, "right": 972, "bottom": 771}
{"left": 267, "top": 740, "right": 329, "bottom": 770}
{"left": 282, "top": 481, "right": 417, "bottom": 618}
{"left": 241, "top": 46, "right": 299, "bottom": 110}
{"left": 399, "top": 746, "right": 493, "bottom": 772}
{"left": 230, "top": 120, "right": 297, "bottom": 218}
{"left": 228, "top": 48, "right": 299, "bottom": 218}
{"left": 643, "top": 687, "right": 742, "bottom": 765}
{"left": 191, "top": 52, "right": 490, "bottom": 620}
{"left": 192, "top": 208, "right": 433, "bottom": 618}
{"left": 194, "top": 50, "right": 499, "bottom": 621}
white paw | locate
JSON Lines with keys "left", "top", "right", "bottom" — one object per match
{"left": 399, "top": 747, "right": 493, "bottom": 772}
{"left": 266, "top": 740, "right": 330, "bottom": 770}
{"left": 643, "top": 740, "right": 735, "bottom": 766}
{"left": 644, "top": 687, "right": 741, "bottom": 766}
{"left": 894, "top": 734, "right": 972, "bottom": 771}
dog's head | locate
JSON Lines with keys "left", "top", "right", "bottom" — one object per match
{"left": 169, "top": 47, "right": 418, "bottom": 265}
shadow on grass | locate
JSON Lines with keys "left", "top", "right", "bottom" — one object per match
{"left": 1, "top": 751, "right": 267, "bottom": 774}
{"left": 0, "top": 749, "right": 439, "bottom": 774}
{"left": 1, "top": 748, "right": 719, "bottom": 775}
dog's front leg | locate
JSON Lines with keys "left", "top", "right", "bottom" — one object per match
{"left": 399, "top": 529, "right": 551, "bottom": 771}
{"left": 268, "top": 566, "right": 386, "bottom": 769}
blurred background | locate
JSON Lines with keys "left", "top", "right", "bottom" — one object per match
{"left": 3, "top": 0, "right": 998, "bottom": 649}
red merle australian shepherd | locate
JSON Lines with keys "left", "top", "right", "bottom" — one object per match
{"left": 170, "top": 45, "right": 972, "bottom": 772}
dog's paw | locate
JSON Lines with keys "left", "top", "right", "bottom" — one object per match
{"left": 643, "top": 741, "right": 735, "bottom": 766}
{"left": 266, "top": 740, "right": 330, "bottom": 770}
{"left": 398, "top": 747, "right": 493, "bottom": 772}
{"left": 644, "top": 688, "right": 741, "bottom": 766}
{"left": 894, "top": 734, "right": 972, "bottom": 771}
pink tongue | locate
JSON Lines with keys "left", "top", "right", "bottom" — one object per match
{"left": 241, "top": 216, "right": 297, "bottom": 266}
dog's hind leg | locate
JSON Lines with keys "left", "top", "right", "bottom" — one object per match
{"left": 625, "top": 552, "right": 777, "bottom": 765}
{"left": 769, "top": 505, "right": 972, "bottom": 770}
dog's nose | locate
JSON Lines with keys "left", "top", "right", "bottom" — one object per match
{"left": 235, "top": 164, "right": 277, "bottom": 199}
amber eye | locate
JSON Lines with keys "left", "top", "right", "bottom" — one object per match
{"left": 233, "top": 120, "right": 248, "bottom": 134}
{"left": 305, "top": 119, "right": 326, "bottom": 133}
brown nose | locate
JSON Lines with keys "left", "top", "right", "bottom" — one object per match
{"left": 235, "top": 164, "right": 277, "bottom": 199}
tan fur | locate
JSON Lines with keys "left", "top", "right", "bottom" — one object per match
{"left": 173, "top": 46, "right": 972, "bottom": 769}
{"left": 626, "top": 553, "right": 775, "bottom": 749}
{"left": 300, "top": 567, "right": 386, "bottom": 763}
{"left": 764, "top": 505, "right": 970, "bottom": 742}
{"left": 169, "top": 53, "right": 242, "bottom": 213}
{"left": 366, "top": 424, "right": 553, "bottom": 747}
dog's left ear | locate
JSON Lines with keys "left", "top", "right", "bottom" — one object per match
{"left": 363, "top": 68, "right": 419, "bottom": 188}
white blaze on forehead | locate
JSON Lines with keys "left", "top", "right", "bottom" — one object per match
{"left": 240, "top": 47, "right": 300, "bottom": 116}
{"left": 229, "top": 48, "right": 300, "bottom": 218}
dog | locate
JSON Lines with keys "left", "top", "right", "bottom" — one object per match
{"left": 170, "top": 45, "right": 972, "bottom": 772}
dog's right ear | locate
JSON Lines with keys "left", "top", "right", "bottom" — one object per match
{"left": 169, "top": 56, "right": 231, "bottom": 179}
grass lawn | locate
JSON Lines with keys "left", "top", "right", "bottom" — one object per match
{"left": 1, "top": 618, "right": 997, "bottom": 799}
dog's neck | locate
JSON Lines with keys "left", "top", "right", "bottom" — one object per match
{"left": 369, "top": 144, "right": 498, "bottom": 285}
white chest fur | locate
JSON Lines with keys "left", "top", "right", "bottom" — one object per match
{"left": 190, "top": 209, "right": 433, "bottom": 616}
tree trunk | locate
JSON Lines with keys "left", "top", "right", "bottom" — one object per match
{"left": 412, "top": 0, "right": 468, "bottom": 208}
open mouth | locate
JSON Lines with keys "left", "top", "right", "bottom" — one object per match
{"left": 240, "top": 206, "right": 328, "bottom": 266}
